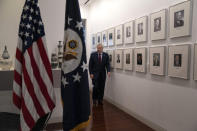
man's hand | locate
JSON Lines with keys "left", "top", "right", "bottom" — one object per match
{"left": 90, "top": 74, "right": 94, "bottom": 79}
{"left": 107, "top": 72, "right": 110, "bottom": 77}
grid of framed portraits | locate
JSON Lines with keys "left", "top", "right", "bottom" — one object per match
{"left": 149, "top": 46, "right": 165, "bottom": 75}
{"left": 108, "top": 28, "right": 115, "bottom": 46}
{"left": 168, "top": 44, "right": 189, "bottom": 79}
{"left": 124, "top": 21, "right": 134, "bottom": 44}
{"left": 102, "top": 30, "right": 108, "bottom": 47}
{"left": 91, "top": 1, "right": 192, "bottom": 49}
{"left": 194, "top": 44, "right": 197, "bottom": 80}
{"left": 123, "top": 48, "right": 133, "bottom": 71}
{"left": 91, "top": 0, "right": 195, "bottom": 80}
{"left": 103, "top": 43, "right": 197, "bottom": 81}
{"left": 150, "top": 9, "right": 167, "bottom": 41}
{"left": 115, "top": 25, "right": 123, "bottom": 45}
{"left": 91, "top": 34, "right": 96, "bottom": 49}
{"left": 115, "top": 50, "right": 123, "bottom": 69}
{"left": 107, "top": 50, "right": 115, "bottom": 68}
{"left": 96, "top": 32, "right": 102, "bottom": 44}
{"left": 169, "top": 1, "right": 192, "bottom": 38}
{"left": 134, "top": 48, "right": 146, "bottom": 72}
{"left": 135, "top": 16, "right": 148, "bottom": 43}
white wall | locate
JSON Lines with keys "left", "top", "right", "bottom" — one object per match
{"left": 0, "top": 0, "right": 66, "bottom": 60}
{"left": 86, "top": 0, "right": 197, "bottom": 131}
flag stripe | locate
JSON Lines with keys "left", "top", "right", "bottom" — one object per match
{"left": 23, "top": 54, "right": 45, "bottom": 117}
{"left": 17, "top": 38, "right": 23, "bottom": 51}
{"left": 32, "top": 41, "right": 56, "bottom": 108}
{"left": 28, "top": 42, "right": 54, "bottom": 111}
{"left": 13, "top": 92, "right": 21, "bottom": 109}
{"left": 22, "top": 81, "right": 40, "bottom": 123}
{"left": 20, "top": 114, "right": 29, "bottom": 131}
{"left": 14, "top": 70, "right": 22, "bottom": 86}
{"left": 14, "top": 58, "right": 22, "bottom": 76}
{"left": 21, "top": 98, "right": 35, "bottom": 129}
{"left": 13, "top": 81, "right": 21, "bottom": 97}
{"left": 16, "top": 48, "right": 22, "bottom": 63}
{"left": 37, "top": 38, "right": 53, "bottom": 84}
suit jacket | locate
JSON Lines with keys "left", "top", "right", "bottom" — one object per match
{"left": 89, "top": 52, "right": 110, "bottom": 80}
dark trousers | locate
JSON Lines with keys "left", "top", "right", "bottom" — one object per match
{"left": 92, "top": 73, "right": 106, "bottom": 101}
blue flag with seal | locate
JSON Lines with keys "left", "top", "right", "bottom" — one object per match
{"left": 61, "top": 0, "right": 91, "bottom": 130}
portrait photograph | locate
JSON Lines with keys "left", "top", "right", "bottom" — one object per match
{"left": 126, "top": 54, "right": 130, "bottom": 64}
{"left": 138, "top": 23, "right": 143, "bottom": 35}
{"left": 153, "top": 53, "right": 160, "bottom": 66}
{"left": 168, "top": 44, "right": 189, "bottom": 79}
{"left": 117, "top": 54, "right": 120, "bottom": 63}
{"left": 134, "top": 48, "right": 146, "bottom": 72}
{"left": 109, "top": 33, "right": 112, "bottom": 40}
{"left": 124, "top": 48, "right": 133, "bottom": 71}
{"left": 109, "top": 54, "right": 112, "bottom": 63}
{"left": 108, "top": 28, "right": 115, "bottom": 46}
{"left": 107, "top": 50, "right": 115, "bottom": 68}
{"left": 115, "top": 50, "right": 123, "bottom": 69}
{"left": 117, "top": 30, "right": 121, "bottom": 39}
{"left": 102, "top": 30, "right": 108, "bottom": 47}
{"left": 169, "top": 1, "right": 192, "bottom": 38}
{"left": 92, "top": 34, "right": 96, "bottom": 49}
{"left": 137, "top": 53, "right": 142, "bottom": 65}
{"left": 135, "top": 16, "right": 148, "bottom": 43}
{"left": 126, "top": 26, "right": 131, "bottom": 38}
{"left": 150, "top": 9, "right": 166, "bottom": 41}
{"left": 174, "top": 10, "right": 184, "bottom": 28}
{"left": 149, "top": 46, "right": 165, "bottom": 75}
{"left": 115, "top": 25, "right": 123, "bottom": 45}
{"left": 124, "top": 21, "right": 134, "bottom": 44}
{"left": 154, "top": 17, "right": 161, "bottom": 32}
{"left": 174, "top": 54, "right": 182, "bottom": 67}
{"left": 96, "top": 32, "right": 102, "bottom": 44}
{"left": 194, "top": 44, "right": 197, "bottom": 80}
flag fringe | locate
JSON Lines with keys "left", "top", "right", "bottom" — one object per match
{"left": 70, "top": 116, "right": 91, "bottom": 131}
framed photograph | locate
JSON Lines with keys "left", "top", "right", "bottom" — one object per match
{"left": 135, "top": 16, "right": 148, "bottom": 43}
{"left": 107, "top": 50, "right": 115, "bottom": 68}
{"left": 149, "top": 46, "right": 165, "bottom": 75}
{"left": 124, "top": 48, "right": 133, "bottom": 71}
{"left": 96, "top": 32, "right": 102, "bottom": 44}
{"left": 134, "top": 48, "right": 146, "bottom": 72}
{"left": 194, "top": 44, "right": 197, "bottom": 80}
{"left": 150, "top": 9, "right": 167, "bottom": 41}
{"left": 102, "top": 30, "right": 108, "bottom": 47}
{"left": 108, "top": 28, "right": 115, "bottom": 46}
{"left": 115, "top": 25, "right": 123, "bottom": 45}
{"left": 169, "top": 1, "right": 192, "bottom": 38}
{"left": 115, "top": 49, "right": 123, "bottom": 69}
{"left": 124, "top": 21, "right": 134, "bottom": 44}
{"left": 168, "top": 44, "right": 190, "bottom": 79}
{"left": 91, "top": 34, "right": 96, "bottom": 49}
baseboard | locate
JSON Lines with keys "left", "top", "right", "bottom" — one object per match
{"left": 104, "top": 96, "right": 167, "bottom": 131}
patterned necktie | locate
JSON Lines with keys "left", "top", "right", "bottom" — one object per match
{"left": 98, "top": 53, "right": 101, "bottom": 63}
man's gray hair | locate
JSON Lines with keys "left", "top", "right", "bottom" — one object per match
{"left": 97, "top": 43, "right": 103, "bottom": 48}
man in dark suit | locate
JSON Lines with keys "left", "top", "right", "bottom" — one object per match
{"left": 89, "top": 44, "right": 110, "bottom": 106}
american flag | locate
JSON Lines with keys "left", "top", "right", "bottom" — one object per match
{"left": 13, "top": 0, "right": 56, "bottom": 130}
